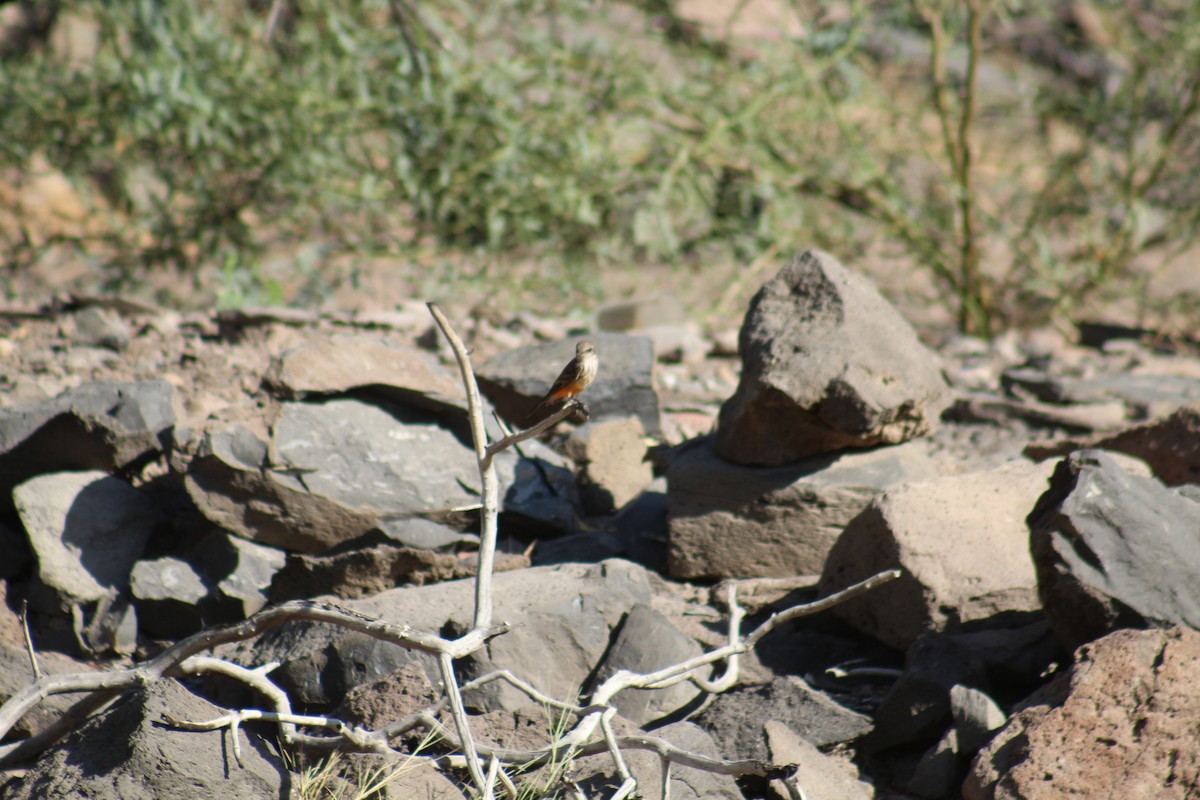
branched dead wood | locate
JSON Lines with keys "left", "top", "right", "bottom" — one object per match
{"left": 0, "top": 305, "right": 902, "bottom": 800}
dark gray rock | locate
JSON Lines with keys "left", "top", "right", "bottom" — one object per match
{"left": 1028, "top": 449, "right": 1200, "bottom": 649}
{"left": 187, "top": 402, "right": 577, "bottom": 554}
{"left": 668, "top": 435, "right": 937, "bottom": 580}
{"left": 478, "top": 333, "right": 661, "bottom": 435}
{"left": 907, "top": 727, "right": 961, "bottom": 799}
{"left": 5, "top": 679, "right": 289, "bottom": 800}
{"left": 0, "top": 519, "right": 32, "bottom": 579}
{"left": 589, "top": 603, "right": 703, "bottom": 726}
{"left": 714, "top": 250, "right": 951, "bottom": 465}
{"left": 697, "top": 675, "right": 873, "bottom": 761}
{"left": 14, "top": 470, "right": 157, "bottom": 609}
{"left": 764, "top": 720, "right": 874, "bottom": 800}
{"left": 130, "top": 555, "right": 206, "bottom": 637}
{"left": 0, "top": 380, "right": 175, "bottom": 511}
{"left": 190, "top": 530, "right": 287, "bottom": 619}
{"left": 612, "top": 479, "right": 668, "bottom": 573}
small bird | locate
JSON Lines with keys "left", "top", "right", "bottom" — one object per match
{"left": 526, "top": 340, "right": 598, "bottom": 421}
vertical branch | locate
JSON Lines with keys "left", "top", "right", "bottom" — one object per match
{"left": 439, "top": 651, "right": 487, "bottom": 791}
{"left": 427, "top": 303, "right": 499, "bottom": 632}
{"left": 957, "top": 0, "right": 987, "bottom": 335}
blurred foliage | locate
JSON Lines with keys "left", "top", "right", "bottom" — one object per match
{"left": 1, "top": 0, "right": 1198, "bottom": 332}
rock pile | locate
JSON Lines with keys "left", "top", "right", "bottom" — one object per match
{"left": 1, "top": 250, "right": 1200, "bottom": 798}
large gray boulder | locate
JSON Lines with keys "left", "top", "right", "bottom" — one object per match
{"left": 1028, "top": 449, "right": 1200, "bottom": 649}
{"left": 715, "top": 250, "right": 951, "bottom": 465}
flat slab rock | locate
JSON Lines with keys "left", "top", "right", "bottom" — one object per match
{"left": 715, "top": 250, "right": 950, "bottom": 465}
{"left": 965, "top": 627, "right": 1200, "bottom": 800}
{"left": 1028, "top": 448, "right": 1200, "bottom": 649}
{"left": 668, "top": 435, "right": 939, "bottom": 579}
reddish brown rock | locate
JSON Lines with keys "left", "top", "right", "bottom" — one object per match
{"left": 965, "top": 627, "right": 1200, "bottom": 800}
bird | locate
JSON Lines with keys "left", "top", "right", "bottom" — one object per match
{"left": 526, "top": 340, "right": 598, "bottom": 422}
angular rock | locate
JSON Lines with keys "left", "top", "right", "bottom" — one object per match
{"left": 190, "top": 530, "right": 287, "bottom": 619}
{"left": 1028, "top": 449, "right": 1200, "bottom": 649}
{"left": 0, "top": 380, "right": 175, "bottom": 510}
{"left": 1024, "top": 401, "right": 1200, "bottom": 486}
{"left": 184, "top": 423, "right": 374, "bottom": 553}
{"left": 262, "top": 334, "right": 466, "bottom": 414}
{"left": 668, "top": 436, "right": 938, "bottom": 580}
{"left": 0, "top": 646, "right": 98, "bottom": 741}
{"left": 226, "top": 559, "right": 655, "bottom": 711}
{"left": 14, "top": 470, "right": 157, "bottom": 608}
{"left": 187, "top": 405, "right": 576, "bottom": 554}
{"left": 5, "top": 679, "right": 288, "bottom": 800}
{"left": 130, "top": 556, "right": 206, "bottom": 637}
{"left": 950, "top": 684, "right": 1007, "bottom": 755}
{"left": 714, "top": 250, "right": 951, "bottom": 466}
{"left": 478, "top": 333, "right": 661, "bottom": 435}
{"left": 612, "top": 479, "right": 669, "bottom": 572}
{"left": 819, "top": 459, "right": 1053, "bottom": 650}
{"left": 866, "top": 623, "right": 1058, "bottom": 755}
{"left": 698, "top": 675, "right": 873, "bottom": 760}
{"left": 965, "top": 627, "right": 1200, "bottom": 800}
{"left": 907, "top": 727, "right": 961, "bottom": 800}
{"left": 564, "top": 417, "right": 654, "bottom": 515}
{"left": 589, "top": 603, "right": 703, "bottom": 726}
{"left": 332, "top": 661, "right": 439, "bottom": 731}
{"left": 764, "top": 720, "right": 874, "bottom": 800}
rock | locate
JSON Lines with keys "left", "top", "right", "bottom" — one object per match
{"left": 714, "top": 250, "right": 951, "bottom": 466}
{"left": 698, "top": 675, "right": 873, "bottom": 760}
{"left": 478, "top": 333, "right": 661, "bottom": 436}
{"left": 949, "top": 684, "right": 1007, "bottom": 755}
{"left": 0, "top": 380, "right": 175, "bottom": 511}
{"left": 589, "top": 603, "right": 704, "bottom": 726}
{"left": 191, "top": 531, "right": 287, "bottom": 619}
{"left": 668, "top": 436, "right": 938, "bottom": 580}
{"left": 14, "top": 470, "right": 157, "bottom": 609}
{"left": 332, "top": 661, "right": 439, "bottom": 731}
{"left": 184, "top": 424, "right": 372, "bottom": 553}
{"left": 1024, "top": 402, "right": 1200, "bottom": 486}
{"left": 865, "top": 624, "right": 1058, "bottom": 755}
{"left": 596, "top": 294, "right": 688, "bottom": 331}
{"left": 819, "top": 459, "right": 1053, "bottom": 650}
{"left": 564, "top": 417, "right": 654, "bottom": 515}
{"left": 907, "top": 727, "right": 961, "bottom": 799}
{"left": 227, "top": 560, "right": 655, "bottom": 712}
{"left": 5, "top": 679, "right": 288, "bottom": 800}
{"left": 130, "top": 556, "right": 207, "bottom": 638}
{"left": 764, "top": 720, "right": 874, "bottom": 800}
{"left": 1028, "top": 449, "right": 1200, "bottom": 649}
{"left": 965, "top": 627, "right": 1200, "bottom": 800}
{"left": 639, "top": 323, "right": 710, "bottom": 364}
{"left": 268, "top": 544, "right": 528, "bottom": 601}
{"left": 187, "top": 403, "right": 576, "bottom": 554}
{"left": 70, "top": 306, "right": 131, "bottom": 351}
{"left": 573, "top": 719, "right": 743, "bottom": 800}
{"left": 612, "top": 479, "right": 669, "bottom": 572}
{"left": 262, "top": 334, "right": 466, "bottom": 413}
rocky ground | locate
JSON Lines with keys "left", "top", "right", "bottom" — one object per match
{"left": 1, "top": 250, "right": 1199, "bottom": 799}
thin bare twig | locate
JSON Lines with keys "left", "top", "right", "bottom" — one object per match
{"left": 20, "top": 601, "right": 40, "bottom": 682}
